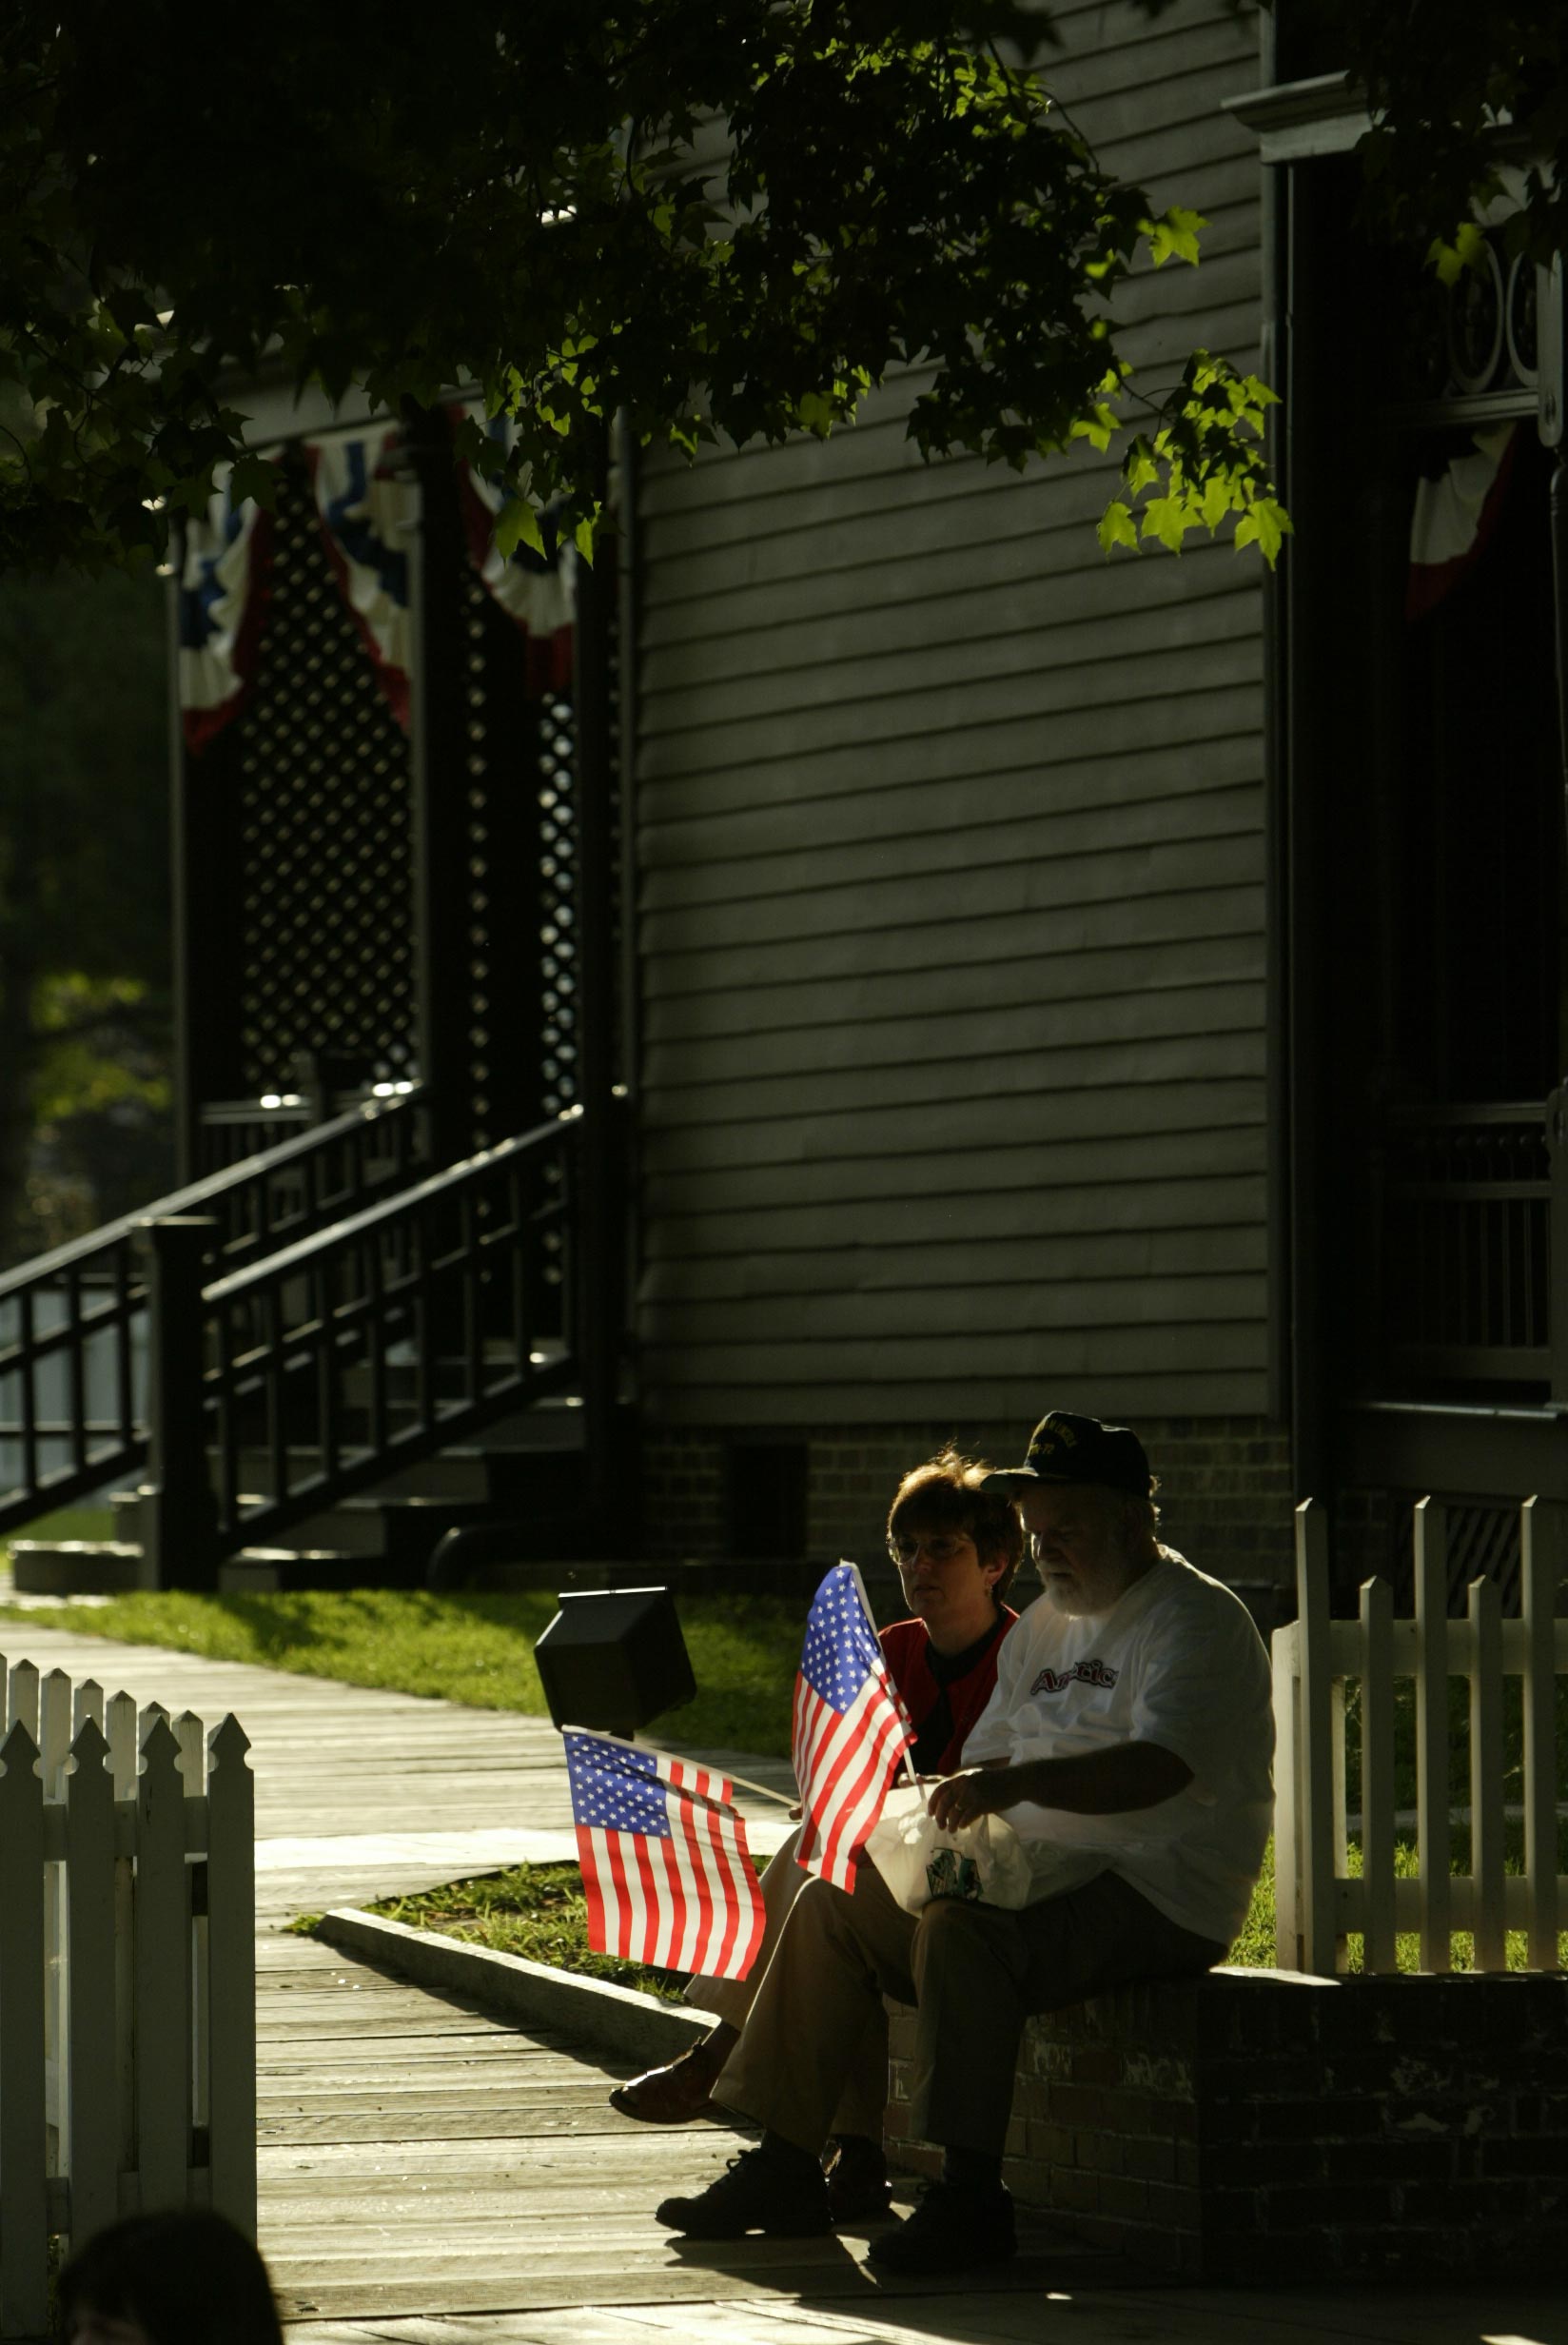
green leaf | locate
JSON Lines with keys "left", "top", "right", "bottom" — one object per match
{"left": 1139, "top": 494, "right": 1189, "bottom": 553}
{"left": 1144, "top": 206, "right": 1205, "bottom": 268}
{"left": 794, "top": 389, "right": 839, "bottom": 436}
{"left": 227, "top": 453, "right": 278, "bottom": 508}
{"left": 1097, "top": 499, "right": 1139, "bottom": 554}
{"left": 1200, "top": 474, "right": 1232, "bottom": 530}
{"left": 1233, "top": 498, "right": 1292, "bottom": 567}
{"left": 1429, "top": 219, "right": 1488, "bottom": 287}
{"left": 494, "top": 499, "right": 546, "bottom": 561}
{"left": 1123, "top": 437, "right": 1158, "bottom": 496}
{"left": 1070, "top": 400, "right": 1118, "bottom": 453}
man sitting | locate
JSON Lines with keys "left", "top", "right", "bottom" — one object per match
{"left": 653, "top": 1408, "right": 1275, "bottom": 2275}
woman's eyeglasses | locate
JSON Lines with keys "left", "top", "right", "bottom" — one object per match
{"left": 887, "top": 1530, "right": 974, "bottom": 1567}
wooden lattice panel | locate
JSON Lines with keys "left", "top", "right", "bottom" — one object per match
{"left": 538, "top": 695, "right": 580, "bottom": 1119}
{"left": 236, "top": 463, "right": 415, "bottom": 1092}
{"left": 536, "top": 693, "right": 578, "bottom": 1299}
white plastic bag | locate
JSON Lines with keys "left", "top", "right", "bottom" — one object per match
{"left": 866, "top": 1782, "right": 1035, "bottom": 1913}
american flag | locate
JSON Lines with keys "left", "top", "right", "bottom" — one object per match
{"left": 793, "top": 1562, "right": 914, "bottom": 1892}
{"left": 564, "top": 1729, "right": 767, "bottom": 1980}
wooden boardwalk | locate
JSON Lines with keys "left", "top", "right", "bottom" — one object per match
{"left": 3, "top": 1617, "right": 1560, "bottom": 2345}
{"left": 257, "top": 1932, "right": 1088, "bottom": 2328}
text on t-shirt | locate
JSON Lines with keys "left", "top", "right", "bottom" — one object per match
{"left": 1029, "top": 1658, "right": 1119, "bottom": 1695}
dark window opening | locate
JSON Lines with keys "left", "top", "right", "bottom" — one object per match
{"left": 1392, "top": 427, "right": 1562, "bottom": 1104}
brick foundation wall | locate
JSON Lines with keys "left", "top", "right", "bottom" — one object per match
{"left": 640, "top": 1416, "right": 1296, "bottom": 1613}
{"left": 884, "top": 1967, "right": 1568, "bottom": 2281}
{"left": 638, "top": 1431, "right": 728, "bottom": 1560}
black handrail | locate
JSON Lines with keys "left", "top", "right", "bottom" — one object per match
{"left": 136, "top": 1114, "right": 579, "bottom": 1576}
{"left": 0, "top": 1087, "right": 430, "bottom": 1533}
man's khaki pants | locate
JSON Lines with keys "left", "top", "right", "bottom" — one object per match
{"left": 713, "top": 1860, "right": 1225, "bottom": 2158}
{"left": 689, "top": 1825, "right": 888, "bottom": 2138}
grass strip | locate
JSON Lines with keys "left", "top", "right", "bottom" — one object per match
{"left": 304, "top": 1860, "right": 687, "bottom": 2001}
{"left": 0, "top": 1586, "right": 800, "bottom": 1757}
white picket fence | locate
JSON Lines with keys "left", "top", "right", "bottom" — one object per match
{"left": 1272, "top": 1495, "right": 1567, "bottom": 1978}
{"left": 0, "top": 1653, "right": 255, "bottom": 2338}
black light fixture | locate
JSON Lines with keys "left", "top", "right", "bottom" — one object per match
{"left": 533, "top": 1586, "right": 696, "bottom": 1740}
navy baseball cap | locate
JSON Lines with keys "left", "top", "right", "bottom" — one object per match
{"left": 982, "top": 1409, "right": 1152, "bottom": 1498}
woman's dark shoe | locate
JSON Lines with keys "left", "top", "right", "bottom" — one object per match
{"left": 656, "top": 2144, "right": 833, "bottom": 2238}
{"left": 609, "top": 2037, "right": 727, "bottom": 2124}
{"left": 865, "top": 2178, "right": 1016, "bottom": 2274}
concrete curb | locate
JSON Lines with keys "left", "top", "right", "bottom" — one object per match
{"left": 316, "top": 1906, "right": 717, "bottom": 2066}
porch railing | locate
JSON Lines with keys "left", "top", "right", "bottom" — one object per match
{"left": 193, "top": 1055, "right": 415, "bottom": 1176}
{"left": 139, "top": 1113, "right": 580, "bottom": 1576}
{"left": 0, "top": 1088, "right": 429, "bottom": 1533}
{"left": 195, "top": 1094, "right": 316, "bottom": 1175}
{"left": 1374, "top": 1096, "right": 1568, "bottom": 1393}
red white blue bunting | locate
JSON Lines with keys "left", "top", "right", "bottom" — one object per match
{"left": 1406, "top": 423, "right": 1517, "bottom": 621}
{"left": 178, "top": 414, "right": 577, "bottom": 755}
{"left": 177, "top": 469, "right": 276, "bottom": 754}
{"left": 306, "top": 424, "right": 415, "bottom": 728}
{"left": 453, "top": 410, "right": 576, "bottom": 696}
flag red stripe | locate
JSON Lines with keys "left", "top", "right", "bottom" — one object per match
{"left": 815, "top": 1737, "right": 888, "bottom": 1884}
{"left": 682, "top": 1796, "right": 720, "bottom": 1975}
{"left": 659, "top": 1839, "right": 691, "bottom": 1968}
{"left": 794, "top": 1664, "right": 914, "bottom": 1891}
{"left": 632, "top": 1833, "right": 665, "bottom": 1965}
{"left": 726, "top": 1813, "right": 767, "bottom": 1978}
{"left": 669, "top": 1799, "right": 706, "bottom": 1972}
{"left": 708, "top": 1803, "right": 755, "bottom": 1980}
{"left": 577, "top": 1825, "right": 609, "bottom": 1952}
{"left": 599, "top": 1825, "right": 634, "bottom": 1958}
{"left": 821, "top": 1708, "right": 907, "bottom": 1886}
{"left": 701, "top": 1803, "right": 734, "bottom": 1979}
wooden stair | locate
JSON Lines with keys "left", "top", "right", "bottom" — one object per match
{"left": 8, "top": 1391, "right": 604, "bottom": 1596}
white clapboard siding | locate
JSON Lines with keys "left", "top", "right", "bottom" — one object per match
{"left": 0, "top": 1650, "right": 256, "bottom": 2336}
{"left": 634, "top": 0, "right": 1269, "bottom": 1428}
{"left": 1272, "top": 1499, "right": 1568, "bottom": 1979}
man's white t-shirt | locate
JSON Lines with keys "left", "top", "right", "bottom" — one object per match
{"left": 961, "top": 1548, "right": 1274, "bottom": 1946}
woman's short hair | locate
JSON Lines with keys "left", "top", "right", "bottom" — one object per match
{"left": 58, "top": 2209, "right": 283, "bottom": 2345}
{"left": 887, "top": 1449, "right": 1025, "bottom": 1601}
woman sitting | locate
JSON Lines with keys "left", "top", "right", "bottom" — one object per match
{"left": 609, "top": 1449, "right": 1022, "bottom": 2216}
